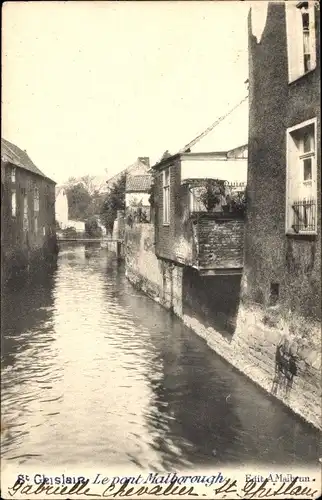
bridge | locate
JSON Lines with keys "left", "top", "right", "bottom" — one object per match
{"left": 57, "top": 237, "right": 122, "bottom": 243}
{"left": 57, "top": 237, "right": 124, "bottom": 258}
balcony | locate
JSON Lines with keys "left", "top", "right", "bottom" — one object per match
{"left": 184, "top": 179, "right": 246, "bottom": 276}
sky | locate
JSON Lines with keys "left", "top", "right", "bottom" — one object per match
{"left": 2, "top": 1, "right": 250, "bottom": 185}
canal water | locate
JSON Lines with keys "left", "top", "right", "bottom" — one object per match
{"left": 1, "top": 244, "right": 321, "bottom": 471}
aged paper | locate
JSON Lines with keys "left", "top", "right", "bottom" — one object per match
{"left": 1, "top": 1, "right": 321, "bottom": 499}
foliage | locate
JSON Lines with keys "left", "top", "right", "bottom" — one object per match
{"left": 100, "top": 174, "right": 126, "bottom": 233}
{"left": 66, "top": 183, "right": 92, "bottom": 221}
{"left": 148, "top": 183, "right": 155, "bottom": 208}
{"left": 226, "top": 189, "right": 247, "bottom": 216}
{"left": 64, "top": 176, "right": 106, "bottom": 222}
{"left": 199, "top": 179, "right": 226, "bottom": 212}
{"left": 192, "top": 179, "right": 247, "bottom": 216}
{"left": 126, "top": 208, "right": 149, "bottom": 226}
{"left": 85, "top": 217, "right": 102, "bottom": 238}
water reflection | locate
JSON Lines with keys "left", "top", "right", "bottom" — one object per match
{"left": 1, "top": 245, "right": 321, "bottom": 470}
{"left": 1, "top": 264, "right": 57, "bottom": 370}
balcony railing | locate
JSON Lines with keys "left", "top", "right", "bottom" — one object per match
{"left": 291, "top": 199, "right": 316, "bottom": 233}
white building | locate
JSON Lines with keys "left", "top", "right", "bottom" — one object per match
{"left": 55, "top": 186, "right": 69, "bottom": 229}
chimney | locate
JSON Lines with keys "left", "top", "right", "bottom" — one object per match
{"left": 138, "top": 157, "right": 150, "bottom": 167}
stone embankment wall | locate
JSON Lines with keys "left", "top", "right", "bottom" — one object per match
{"left": 125, "top": 224, "right": 321, "bottom": 431}
{"left": 182, "top": 298, "right": 321, "bottom": 431}
{"left": 125, "top": 223, "right": 164, "bottom": 303}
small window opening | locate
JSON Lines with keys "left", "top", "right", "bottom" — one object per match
{"left": 269, "top": 283, "right": 280, "bottom": 306}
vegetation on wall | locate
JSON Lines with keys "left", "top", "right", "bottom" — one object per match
{"left": 199, "top": 179, "right": 226, "bottom": 212}
{"left": 191, "top": 179, "right": 247, "bottom": 216}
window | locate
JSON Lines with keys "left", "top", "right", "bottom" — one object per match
{"left": 11, "top": 190, "right": 16, "bottom": 216}
{"left": 33, "top": 187, "right": 40, "bottom": 233}
{"left": 286, "top": 118, "right": 317, "bottom": 234}
{"left": 286, "top": 1, "right": 317, "bottom": 82}
{"left": 269, "top": 283, "right": 280, "bottom": 306}
{"left": 11, "top": 167, "right": 16, "bottom": 183}
{"left": 163, "top": 168, "right": 170, "bottom": 224}
{"left": 34, "top": 187, "right": 40, "bottom": 212}
{"left": 23, "top": 190, "right": 29, "bottom": 231}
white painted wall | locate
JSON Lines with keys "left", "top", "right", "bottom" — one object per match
{"left": 181, "top": 158, "right": 247, "bottom": 184}
{"left": 55, "top": 189, "right": 69, "bottom": 228}
{"left": 125, "top": 192, "right": 150, "bottom": 207}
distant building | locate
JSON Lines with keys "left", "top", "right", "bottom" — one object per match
{"left": 1, "top": 138, "right": 57, "bottom": 280}
{"left": 125, "top": 174, "right": 152, "bottom": 223}
{"left": 55, "top": 186, "right": 69, "bottom": 229}
{"left": 106, "top": 157, "right": 150, "bottom": 191}
{"left": 106, "top": 157, "right": 151, "bottom": 235}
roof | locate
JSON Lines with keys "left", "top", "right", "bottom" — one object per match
{"left": 1, "top": 138, "right": 54, "bottom": 182}
{"left": 106, "top": 157, "right": 150, "bottom": 189}
{"left": 106, "top": 169, "right": 127, "bottom": 189}
{"left": 126, "top": 175, "right": 152, "bottom": 193}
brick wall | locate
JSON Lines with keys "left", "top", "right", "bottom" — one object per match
{"left": 196, "top": 216, "right": 244, "bottom": 269}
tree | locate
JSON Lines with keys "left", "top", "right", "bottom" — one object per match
{"left": 100, "top": 174, "right": 126, "bottom": 234}
{"left": 66, "top": 183, "right": 92, "bottom": 221}
{"left": 79, "top": 175, "right": 97, "bottom": 197}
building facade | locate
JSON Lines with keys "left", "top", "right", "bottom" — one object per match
{"left": 245, "top": 0, "right": 320, "bottom": 339}
{"left": 153, "top": 146, "right": 248, "bottom": 274}
{"left": 234, "top": 1, "right": 320, "bottom": 426}
{"left": 125, "top": 174, "right": 152, "bottom": 223}
{"left": 1, "top": 138, "right": 57, "bottom": 281}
